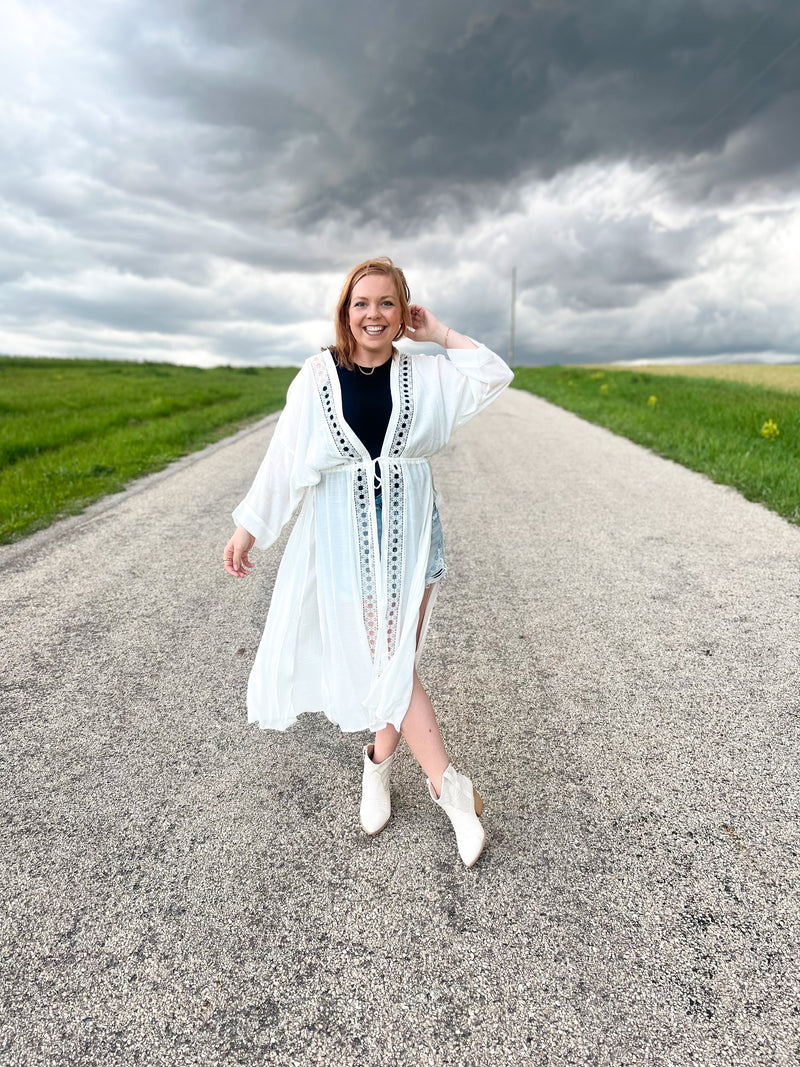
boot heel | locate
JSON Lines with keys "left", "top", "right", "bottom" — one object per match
{"left": 473, "top": 789, "right": 483, "bottom": 817}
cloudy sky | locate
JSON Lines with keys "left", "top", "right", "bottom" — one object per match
{"left": 2, "top": 0, "right": 799, "bottom": 367}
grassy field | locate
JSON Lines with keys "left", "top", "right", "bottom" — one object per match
{"left": 3, "top": 356, "right": 798, "bottom": 543}
{"left": 0, "top": 357, "right": 297, "bottom": 543}
{"left": 589, "top": 363, "right": 800, "bottom": 393}
{"left": 513, "top": 365, "right": 800, "bottom": 526}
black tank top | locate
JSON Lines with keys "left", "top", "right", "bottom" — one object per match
{"left": 335, "top": 355, "right": 393, "bottom": 464}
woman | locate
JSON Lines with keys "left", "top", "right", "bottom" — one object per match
{"left": 224, "top": 257, "right": 512, "bottom": 867}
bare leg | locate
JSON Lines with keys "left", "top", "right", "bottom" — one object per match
{"left": 399, "top": 669, "right": 449, "bottom": 796}
{"left": 372, "top": 586, "right": 449, "bottom": 796}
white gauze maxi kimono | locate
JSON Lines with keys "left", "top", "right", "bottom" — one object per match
{"left": 233, "top": 341, "right": 513, "bottom": 734}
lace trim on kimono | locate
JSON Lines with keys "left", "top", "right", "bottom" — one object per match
{"left": 384, "top": 461, "right": 405, "bottom": 657}
{"left": 311, "top": 354, "right": 360, "bottom": 460}
{"left": 384, "top": 355, "right": 414, "bottom": 656}
{"left": 311, "top": 353, "right": 378, "bottom": 659}
{"left": 388, "top": 354, "right": 414, "bottom": 457}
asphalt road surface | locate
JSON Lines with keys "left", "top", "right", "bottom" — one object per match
{"left": 2, "top": 386, "right": 798, "bottom": 1067}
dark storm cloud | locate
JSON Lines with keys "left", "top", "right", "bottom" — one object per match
{"left": 63, "top": 0, "right": 800, "bottom": 230}
{"left": 1, "top": 0, "right": 798, "bottom": 365}
{"left": 150, "top": 1, "right": 800, "bottom": 216}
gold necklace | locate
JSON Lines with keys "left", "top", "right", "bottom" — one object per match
{"left": 355, "top": 347, "right": 395, "bottom": 375}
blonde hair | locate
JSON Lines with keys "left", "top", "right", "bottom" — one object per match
{"left": 328, "top": 257, "right": 411, "bottom": 370}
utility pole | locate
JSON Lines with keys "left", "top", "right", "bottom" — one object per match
{"left": 509, "top": 266, "right": 517, "bottom": 367}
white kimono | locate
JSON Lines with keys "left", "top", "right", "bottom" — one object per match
{"left": 233, "top": 341, "right": 513, "bottom": 733}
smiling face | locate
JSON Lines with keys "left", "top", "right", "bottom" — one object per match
{"left": 347, "top": 272, "right": 403, "bottom": 362}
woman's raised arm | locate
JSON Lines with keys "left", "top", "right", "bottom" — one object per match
{"left": 407, "top": 304, "right": 478, "bottom": 351}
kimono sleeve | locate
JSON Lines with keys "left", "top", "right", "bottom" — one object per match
{"left": 232, "top": 362, "right": 320, "bottom": 549}
{"left": 437, "top": 341, "right": 514, "bottom": 429}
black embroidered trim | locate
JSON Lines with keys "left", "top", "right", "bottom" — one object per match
{"left": 384, "top": 354, "right": 414, "bottom": 655}
{"left": 384, "top": 462, "right": 405, "bottom": 657}
{"left": 388, "top": 354, "right": 414, "bottom": 457}
{"left": 354, "top": 465, "right": 378, "bottom": 659}
{"left": 311, "top": 354, "right": 360, "bottom": 460}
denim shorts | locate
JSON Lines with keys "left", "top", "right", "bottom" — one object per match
{"left": 375, "top": 494, "right": 446, "bottom": 585}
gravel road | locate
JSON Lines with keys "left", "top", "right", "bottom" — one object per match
{"left": 2, "top": 386, "right": 798, "bottom": 1067}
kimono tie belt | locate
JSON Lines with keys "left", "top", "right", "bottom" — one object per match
{"left": 332, "top": 456, "right": 429, "bottom": 492}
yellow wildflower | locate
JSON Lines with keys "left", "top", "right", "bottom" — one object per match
{"left": 760, "top": 419, "right": 779, "bottom": 440}
{"left": 600, "top": 383, "right": 609, "bottom": 394}
{"left": 647, "top": 395, "right": 658, "bottom": 406}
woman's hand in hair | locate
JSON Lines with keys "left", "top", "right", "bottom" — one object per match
{"left": 407, "top": 304, "right": 442, "bottom": 344}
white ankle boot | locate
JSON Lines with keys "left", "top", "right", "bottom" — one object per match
{"left": 428, "top": 765, "right": 486, "bottom": 867}
{"left": 360, "top": 744, "right": 395, "bottom": 835}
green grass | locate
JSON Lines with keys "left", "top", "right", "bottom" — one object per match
{"left": 4, "top": 356, "right": 798, "bottom": 543}
{"left": 0, "top": 357, "right": 298, "bottom": 543}
{"left": 513, "top": 366, "right": 800, "bottom": 526}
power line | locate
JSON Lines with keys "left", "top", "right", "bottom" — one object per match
{"left": 682, "top": 30, "right": 800, "bottom": 150}
{"left": 620, "top": 18, "right": 800, "bottom": 211}
{"left": 656, "top": 10, "right": 772, "bottom": 137}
